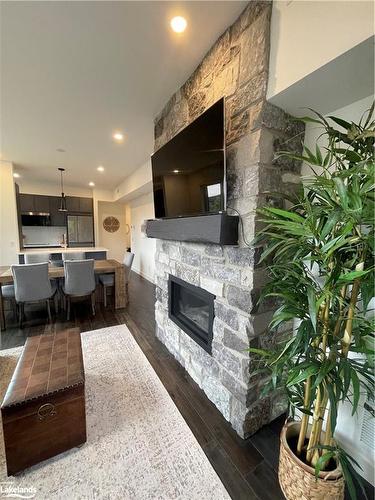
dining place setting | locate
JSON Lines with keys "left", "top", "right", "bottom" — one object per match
{"left": 0, "top": 251, "right": 134, "bottom": 330}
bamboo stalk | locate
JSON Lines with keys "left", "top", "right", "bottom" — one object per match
{"left": 297, "top": 377, "right": 312, "bottom": 455}
{"left": 333, "top": 285, "right": 347, "bottom": 338}
{"left": 342, "top": 263, "right": 363, "bottom": 357}
{"left": 306, "top": 298, "right": 330, "bottom": 464}
{"left": 324, "top": 409, "right": 333, "bottom": 448}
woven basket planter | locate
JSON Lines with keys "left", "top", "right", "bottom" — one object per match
{"left": 278, "top": 421, "right": 345, "bottom": 500}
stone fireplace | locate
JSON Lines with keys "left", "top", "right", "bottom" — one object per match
{"left": 152, "top": 1, "right": 304, "bottom": 439}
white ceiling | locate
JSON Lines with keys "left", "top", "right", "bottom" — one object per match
{"left": 1, "top": 1, "right": 247, "bottom": 190}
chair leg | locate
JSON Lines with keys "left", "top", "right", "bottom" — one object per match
{"left": 91, "top": 292, "right": 96, "bottom": 316}
{"left": 53, "top": 292, "right": 59, "bottom": 315}
{"left": 11, "top": 299, "right": 17, "bottom": 320}
{"left": 67, "top": 297, "right": 71, "bottom": 321}
{"left": 19, "top": 303, "right": 24, "bottom": 329}
{"left": 46, "top": 300, "right": 52, "bottom": 323}
{"left": 103, "top": 285, "right": 107, "bottom": 308}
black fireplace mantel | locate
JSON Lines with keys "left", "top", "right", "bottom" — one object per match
{"left": 145, "top": 213, "right": 238, "bottom": 245}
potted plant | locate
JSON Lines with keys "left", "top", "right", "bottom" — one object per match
{"left": 251, "top": 105, "right": 374, "bottom": 499}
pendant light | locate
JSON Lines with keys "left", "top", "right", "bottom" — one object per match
{"left": 58, "top": 167, "right": 68, "bottom": 212}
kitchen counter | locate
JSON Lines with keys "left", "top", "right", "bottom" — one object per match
{"left": 18, "top": 247, "right": 108, "bottom": 255}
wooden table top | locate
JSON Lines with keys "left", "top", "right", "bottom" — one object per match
{"left": 0, "top": 259, "right": 123, "bottom": 285}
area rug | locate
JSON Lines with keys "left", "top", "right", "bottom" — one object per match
{"left": 0, "top": 325, "right": 230, "bottom": 499}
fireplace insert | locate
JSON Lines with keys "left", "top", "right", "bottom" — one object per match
{"left": 168, "top": 275, "right": 215, "bottom": 354}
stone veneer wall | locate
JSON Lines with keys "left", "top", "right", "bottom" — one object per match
{"left": 153, "top": 1, "right": 305, "bottom": 438}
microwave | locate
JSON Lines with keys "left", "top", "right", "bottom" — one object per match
{"left": 21, "top": 213, "right": 52, "bottom": 226}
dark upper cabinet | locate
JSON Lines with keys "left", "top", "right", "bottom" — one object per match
{"left": 79, "top": 197, "right": 93, "bottom": 213}
{"left": 34, "top": 195, "right": 50, "bottom": 213}
{"left": 66, "top": 196, "right": 93, "bottom": 213}
{"left": 19, "top": 194, "right": 52, "bottom": 213}
{"left": 19, "top": 194, "right": 35, "bottom": 212}
{"left": 49, "top": 196, "right": 67, "bottom": 226}
{"left": 66, "top": 196, "right": 80, "bottom": 212}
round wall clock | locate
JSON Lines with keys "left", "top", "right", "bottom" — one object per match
{"left": 103, "top": 216, "right": 120, "bottom": 233}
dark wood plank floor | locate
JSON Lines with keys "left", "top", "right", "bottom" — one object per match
{"left": 1, "top": 273, "right": 372, "bottom": 500}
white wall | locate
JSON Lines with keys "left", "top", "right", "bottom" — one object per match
{"left": 302, "top": 95, "right": 374, "bottom": 176}
{"left": 18, "top": 179, "right": 92, "bottom": 197}
{"left": 0, "top": 161, "right": 19, "bottom": 265}
{"left": 114, "top": 159, "right": 153, "bottom": 202}
{"left": 268, "top": 0, "right": 374, "bottom": 99}
{"left": 129, "top": 191, "right": 155, "bottom": 283}
{"left": 301, "top": 94, "right": 374, "bottom": 484}
{"left": 97, "top": 201, "right": 129, "bottom": 261}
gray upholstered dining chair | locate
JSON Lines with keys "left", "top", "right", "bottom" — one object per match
{"left": 62, "top": 252, "right": 85, "bottom": 261}
{"left": 99, "top": 251, "right": 134, "bottom": 308}
{"left": 62, "top": 259, "right": 96, "bottom": 320}
{"left": 11, "top": 263, "right": 58, "bottom": 328}
{"left": 24, "top": 253, "right": 51, "bottom": 264}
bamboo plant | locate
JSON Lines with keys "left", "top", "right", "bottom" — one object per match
{"left": 251, "top": 105, "right": 374, "bottom": 498}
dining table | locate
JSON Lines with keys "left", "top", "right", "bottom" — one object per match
{"left": 0, "top": 259, "right": 127, "bottom": 331}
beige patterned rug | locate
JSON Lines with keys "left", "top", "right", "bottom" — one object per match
{"left": 0, "top": 325, "right": 230, "bottom": 500}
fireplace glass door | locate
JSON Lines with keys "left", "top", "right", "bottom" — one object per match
{"left": 169, "top": 275, "right": 215, "bottom": 353}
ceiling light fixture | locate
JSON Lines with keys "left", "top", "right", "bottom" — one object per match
{"left": 170, "top": 16, "right": 187, "bottom": 33}
{"left": 97, "top": 166, "right": 104, "bottom": 172}
{"left": 57, "top": 168, "right": 68, "bottom": 212}
{"left": 113, "top": 132, "right": 124, "bottom": 142}
{"left": 13, "top": 172, "right": 20, "bottom": 178}
{"left": 89, "top": 182, "right": 95, "bottom": 187}
{"left": 173, "top": 169, "right": 179, "bottom": 173}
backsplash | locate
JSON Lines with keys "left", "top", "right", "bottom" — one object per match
{"left": 22, "top": 226, "right": 66, "bottom": 246}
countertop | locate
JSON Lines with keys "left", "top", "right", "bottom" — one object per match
{"left": 18, "top": 247, "right": 108, "bottom": 255}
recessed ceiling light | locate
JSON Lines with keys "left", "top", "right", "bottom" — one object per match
{"left": 97, "top": 166, "right": 104, "bottom": 172}
{"left": 13, "top": 172, "right": 20, "bottom": 178}
{"left": 171, "top": 16, "right": 187, "bottom": 33}
{"left": 173, "top": 169, "right": 179, "bottom": 173}
{"left": 89, "top": 182, "right": 95, "bottom": 187}
{"left": 113, "top": 132, "right": 124, "bottom": 142}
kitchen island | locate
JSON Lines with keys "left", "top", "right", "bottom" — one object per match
{"left": 18, "top": 247, "right": 108, "bottom": 263}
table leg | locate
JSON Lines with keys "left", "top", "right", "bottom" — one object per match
{"left": 0, "top": 285, "right": 5, "bottom": 331}
{"left": 115, "top": 265, "right": 127, "bottom": 309}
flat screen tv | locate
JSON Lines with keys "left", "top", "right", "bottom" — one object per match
{"left": 151, "top": 98, "right": 225, "bottom": 219}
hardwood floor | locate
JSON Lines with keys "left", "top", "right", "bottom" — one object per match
{"left": 1, "top": 273, "right": 372, "bottom": 500}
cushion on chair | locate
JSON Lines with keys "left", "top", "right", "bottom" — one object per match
{"left": 99, "top": 274, "right": 115, "bottom": 286}
{"left": 2, "top": 285, "right": 15, "bottom": 299}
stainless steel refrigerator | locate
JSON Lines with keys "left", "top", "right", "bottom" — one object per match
{"left": 67, "top": 215, "right": 94, "bottom": 247}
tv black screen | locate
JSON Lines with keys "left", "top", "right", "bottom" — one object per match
{"left": 151, "top": 98, "right": 225, "bottom": 219}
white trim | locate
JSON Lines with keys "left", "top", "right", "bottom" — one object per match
{"left": 132, "top": 268, "right": 155, "bottom": 284}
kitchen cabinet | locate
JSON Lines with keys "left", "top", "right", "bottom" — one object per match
{"left": 79, "top": 197, "right": 93, "bottom": 213}
{"left": 49, "top": 196, "right": 67, "bottom": 226}
{"left": 34, "top": 195, "right": 50, "bottom": 213}
{"left": 66, "top": 196, "right": 93, "bottom": 213}
{"left": 66, "top": 196, "right": 80, "bottom": 212}
{"left": 19, "top": 194, "right": 35, "bottom": 213}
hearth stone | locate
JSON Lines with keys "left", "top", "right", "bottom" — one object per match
{"left": 152, "top": 0, "right": 305, "bottom": 439}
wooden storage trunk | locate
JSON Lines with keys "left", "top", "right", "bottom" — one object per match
{"left": 1, "top": 329, "right": 86, "bottom": 476}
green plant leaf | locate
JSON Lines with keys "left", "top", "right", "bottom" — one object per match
{"left": 263, "top": 207, "right": 305, "bottom": 223}
{"left": 333, "top": 176, "right": 348, "bottom": 209}
{"left": 314, "top": 451, "right": 335, "bottom": 478}
{"left": 287, "top": 364, "right": 320, "bottom": 387}
{"left": 351, "top": 369, "right": 360, "bottom": 415}
{"left": 327, "top": 383, "right": 338, "bottom": 433}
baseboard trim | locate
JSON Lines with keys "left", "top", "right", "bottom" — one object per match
{"left": 132, "top": 268, "right": 155, "bottom": 284}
